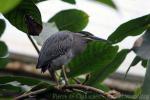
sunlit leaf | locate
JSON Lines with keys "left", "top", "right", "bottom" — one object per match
{"left": 108, "top": 14, "right": 150, "bottom": 44}
{"left": 0, "top": 0, "right": 22, "bottom": 13}
{"left": 68, "top": 42, "right": 118, "bottom": 77}
{"left": 4, "top": 0, "right": 42, "bottom": 35}
{"left": 86, "top": 49, "right": 130, "bottom": 85}
{"left": 49, "top": 9, "right": 89, "bottom": 32}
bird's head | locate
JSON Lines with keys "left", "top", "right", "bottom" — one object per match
{"left": 77, "top": 31, "right": 111, "bottom": 43}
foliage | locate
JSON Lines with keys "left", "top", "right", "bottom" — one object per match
{"left": 4, "top": 0, "right": 42, "bottom": 35}
{"left": 0, "top": 0, "right": 22, "bottom": 13}
{"left": 108, "top": 14, "right": 150, "bottom": 44}
{"left": 49, "top": 9, "right": 89, "bottom": 32}
{"left": 0, "top": 0, "right": 150, "bottom": 99}
{"left": 96, "top": 0, "right": 117, "bottom": 9}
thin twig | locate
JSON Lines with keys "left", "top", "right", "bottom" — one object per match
{"left": 15, "top": 88, "right": 47, "bottom": 100}
{"left": 72, "top": 78, "right": 82, "bottom": 84}
{"left": 82, "top": 74, "right": 90, "bottom": 85}
{"left": 15, "top": 84, "right": 118, "bottom": 100}
{"left": 27, "top": 35, "right": 40, "bottom": 54}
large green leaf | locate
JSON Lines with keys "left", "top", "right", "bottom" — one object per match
{"left": 86, "top": 49, "right": 130, "bottom": 86}
{"left": 96, "top": 0, "right": 117, "bottom": 9}
{"left": 0, "top": 41, "right": 8, "bottom": 68}
{"left": 4, "top": 0, "right": 42, "bottom": 35}
{"left": 67, "top": 42, "right": 118, "bottom": 77}
{"left": 0, "top": 81, "right": 31, "bottom": 95}
{"left": 0, "top": 41, "right": 8, "bottom": 57}
{"left": 0, "top": 84, "right": 22, "bottom": 95}
{"left": 61, "top": 0, "right": 76, "bottom": 4}
{"left": 108, "top": 14, "right": 150, "bottom": 44}
{"left": 0, "top": 0, "right": 22, "bottom": 13}
{"left": 0, "top": 19, "right": 6, "bottom": 37}
{"left": 49, "top": 9, "right": 89, "bottom": 32}
{"left": 32, "top": 0, "right": 47, "bottom": 3}
{"left": 0, "top": 76, "right": 41, "bottom": 86}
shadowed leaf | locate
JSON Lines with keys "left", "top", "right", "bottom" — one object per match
{"left": 0, "top": 19, "right": 6, "bottom": 37}
{"left": 4, "top": 0, "right": 42, "bottom": 35}
{"left": 0, "top": 41, "right": 8, "bottom": 57}
{"left": 62, "top": 0, "right": 76, "bottom": 4}
{"left": 0, "top": 76, "right": 41, "bottom": 86}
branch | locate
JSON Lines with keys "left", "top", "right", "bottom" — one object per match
{"left": 27, "top": 35, "right": 40, "bottom": 54}
{"left": 15, "top": 84, "right": 119, "bottom": 100}
{"left": 62, "top": 84, "right": 117, "bottom": 99}
{"left": 15, "top": 88, "right": 47, "bottom": 100}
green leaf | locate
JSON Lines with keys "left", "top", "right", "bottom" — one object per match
{"left": 96, "top": 0, "right": 117, "bottom": 9}
{"left": 124, "top": 56, "right": 141, "bottom": 78}
{"left": 0, "top": 19, "right": 6, "bottom": 37}
{"left": 0, "top": 41, "right": 8, "bottom": 57}
{"left": 142, "top": 60, "right": 147, "bottom": 68}
{"left": 61, "top": 0, "right": 76, "bottom": 4}
{"left": 49, "top": 9, "right": 89, "bottom": 32}
{"left": 4, "top": 0, "right": 42, "bottom": 35}
{"left": 0, "top": 0, "right": 22, "bottom": 13}
{"left": 67, "top": 42, "right": 118, "bottom": 77}
{"left": 0, "top": 76, "right": 41, "bottom": 86}
{"left": 86, "top": 49, "right": 130, "bottom": 86}
{"left": 29, "top": 82, "right": 53, "bottom": 92}
{"left": 108, "top": 14, "right": 150, "bottom": 44}
{"left": 130, "top": 56, "right": 141, "bottom": 67}
{"left": 32, "top": 0, "right": 47, "bottom": 3}
{"left": 0, "top": 41, "right": 8, "bottom": 68}
{"left": 0, "top": 81, "right": 31, "bottom": 93}
{"left": 0, "top": 84, "right": 22, "bottom": 94}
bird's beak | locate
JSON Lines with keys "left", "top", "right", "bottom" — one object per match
{"left": 88, "top": 36, "right": 111, "bottom": 43}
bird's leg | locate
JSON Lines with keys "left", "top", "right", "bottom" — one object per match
{"left": 62, "top": 65, "right": 69, "bottom": 85}
{"left": 48, "top": 68, "right": 59, "bottom": 86}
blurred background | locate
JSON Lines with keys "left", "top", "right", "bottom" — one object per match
{"left": 0, "top": 0, "right": 150, "bottom": 94}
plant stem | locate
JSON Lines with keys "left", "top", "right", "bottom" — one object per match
{"left": 140, "top": 60, "right": 150, "bottom": 100}
{"left": 27, "top": 35, "right": 40, "bottom": 54}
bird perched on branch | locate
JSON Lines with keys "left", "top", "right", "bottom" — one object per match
{"left": 36, "top": 31, "right": 109, "bottom": 85}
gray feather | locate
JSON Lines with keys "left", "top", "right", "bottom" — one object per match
{"left": 36, "top": 31, "right": 74, "bottom": 72}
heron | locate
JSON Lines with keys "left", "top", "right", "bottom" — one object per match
{"left": 36, "top": 30, "right": 109, "bottom": 85}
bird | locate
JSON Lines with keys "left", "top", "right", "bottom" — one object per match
{"left": 36, "top": 30, "right": 109, "bottom": 85}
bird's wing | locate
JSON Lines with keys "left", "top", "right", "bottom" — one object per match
{"left": 36, "top": 32, "right": 73, "bottom": 72}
